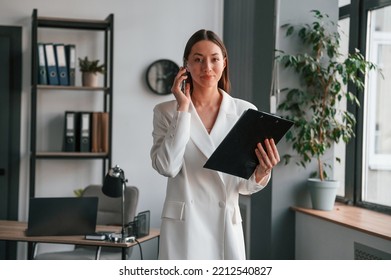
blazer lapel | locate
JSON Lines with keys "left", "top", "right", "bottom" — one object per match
{"left": 209, "top": 91, "right": 239, "bottom": 147}
{"left": 189, "top": 90, "right": 239, "bottom": 159}
{"left": 189, "top": 102, "right": 215, "bottom": 159}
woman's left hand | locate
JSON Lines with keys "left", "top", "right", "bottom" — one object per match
{"left": 254, "top": 138, "right": 280, "bottom": 183}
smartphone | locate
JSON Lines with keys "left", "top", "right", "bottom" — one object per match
{"left": 181, "top": 62, "right": 188, "bottom": 92}
{"left": 181, "top": 77, "right": 187, "bottom": 92}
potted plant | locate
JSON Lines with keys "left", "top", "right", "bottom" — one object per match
{"left": 276, "top": 10, "right": 378, "bottom": 210}
{"left": 78, "top": 56, "right": 105, "bottom": 87}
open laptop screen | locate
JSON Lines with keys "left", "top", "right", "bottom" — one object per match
{"left": 26, "top": 197, "right": 98, "bottom": 236}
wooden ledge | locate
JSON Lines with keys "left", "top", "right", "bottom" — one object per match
{"left": 291, "top": 202, "right": 391, "bottom": 241}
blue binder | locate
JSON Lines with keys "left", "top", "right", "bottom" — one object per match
{"left": 37, "top": 43, "right": 48, "bottom": 85}
{"left": 44, "top": 43, "right": 59, "bottom": 85}
{"left": 65, "top": 44, "right": 76, "bottom": 86}
{"left": 54, "top": 44, "right": 69, "bottom": 86}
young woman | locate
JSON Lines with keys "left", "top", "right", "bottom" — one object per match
{"left": 150, "top": 29, "right": 280, "bottom": 259}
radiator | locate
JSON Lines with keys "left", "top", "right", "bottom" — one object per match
{"left": 354, "top": 242, "right": 391, "bottom": 260}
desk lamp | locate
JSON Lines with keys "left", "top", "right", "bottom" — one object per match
{"left": 102, "top": 165, "right": 133, "bottom": 242}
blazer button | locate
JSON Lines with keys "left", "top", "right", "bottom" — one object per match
{"left": 218, "top": 201, "right": 225, "bottom": 208}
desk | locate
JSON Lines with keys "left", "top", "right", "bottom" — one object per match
{"left": 0, "top": 220, "right": 160, "bottom": 260}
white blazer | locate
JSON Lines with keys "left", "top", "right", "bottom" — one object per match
{"left": 150, "top": 90, "right": 269, "bottom": 260}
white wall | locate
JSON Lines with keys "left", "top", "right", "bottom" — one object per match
{"left": 0, "top": 0, "right": 223, "bottom": 259}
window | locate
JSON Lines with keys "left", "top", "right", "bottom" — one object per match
{"left": 362, "top": 5, "right": 391, "bottom": 208}
{"left": 340, "top": 0, "right": 391, "bottom": 214}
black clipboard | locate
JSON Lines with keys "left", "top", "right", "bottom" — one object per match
{"left": 203, "top": 109, "right": 294, "bottom": 179}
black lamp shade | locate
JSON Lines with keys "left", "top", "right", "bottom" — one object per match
{"left": 102, "top": 173, "right": 123, "bottom": 198}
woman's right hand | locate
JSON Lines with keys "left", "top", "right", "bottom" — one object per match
{"left": 171, "top": 67, "right": 191, "bottom": 112}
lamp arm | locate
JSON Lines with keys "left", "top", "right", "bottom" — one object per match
{"left": 121, "top": 180, "right": 126, "bottom": 238}
{"left": 121, "top": 170, "right": 128, "bottom": 240}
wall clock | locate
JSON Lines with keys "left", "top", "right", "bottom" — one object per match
{"left": 146, "top": 59, "right": 179, "bottom": 95}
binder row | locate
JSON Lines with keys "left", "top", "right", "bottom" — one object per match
{"left": 63, "top": 111, "right": 109, "bottom": 153}
{"left": 37, "top": 43, "right": 76, "bottom": 86}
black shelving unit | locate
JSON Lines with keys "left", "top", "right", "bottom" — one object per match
{"left": 29, "top": 9, "right": 114, "bottom": 198}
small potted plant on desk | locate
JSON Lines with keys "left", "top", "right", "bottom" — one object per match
{"left": 78, "top": 56, "right": 105, "bottom": 87}
{"left": 275, "top": 10, "right": 379, "bottom": 210}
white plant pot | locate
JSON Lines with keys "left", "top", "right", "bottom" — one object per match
{"left": 307, "top": 178, "right": 339, "bottom": 211}
{"left": 82, "top": 72, "right": 99, "bottom": 87}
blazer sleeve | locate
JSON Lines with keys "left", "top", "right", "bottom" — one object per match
{"left": 150, "top": 104, "right": 191, "bottom": 177}
{"left": 237, "top": 170, "right": 271, "bottom": 195}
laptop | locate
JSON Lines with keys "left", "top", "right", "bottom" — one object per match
{"left": 26, "top": 197, "right": 98, "bottom": 236}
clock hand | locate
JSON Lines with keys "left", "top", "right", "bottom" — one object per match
{"left": 161, "top": 72, "right": 173, "bottom": 79}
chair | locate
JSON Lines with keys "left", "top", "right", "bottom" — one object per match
{"left": 34, "top": 185, "right": 139, "bottom": 260}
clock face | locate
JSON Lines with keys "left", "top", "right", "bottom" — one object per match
{"left": 146, "top": 59, "right": 179, "bottom": 95}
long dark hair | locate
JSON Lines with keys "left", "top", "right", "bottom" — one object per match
{"left": 183, "top": 29, "right": 231, "bottom": 93}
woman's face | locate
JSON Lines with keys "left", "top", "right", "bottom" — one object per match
{"left": 186, "top": 40, "right": 226, "bottom": 91}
